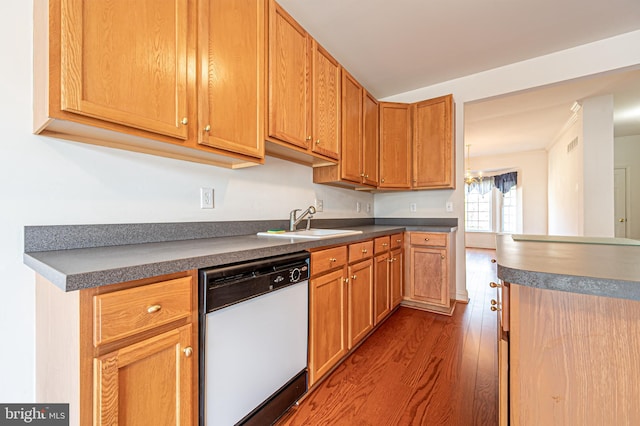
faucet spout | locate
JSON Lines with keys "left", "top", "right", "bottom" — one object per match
{"left": 289, "top": 206, "right": 317, "bottom": 231}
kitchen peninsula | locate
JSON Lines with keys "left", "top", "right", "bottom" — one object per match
{"left": 495, "top": 234, "right": 640, "bottom": 425}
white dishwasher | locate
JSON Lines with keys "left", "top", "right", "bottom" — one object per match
{"left": 198, "top": 252, "right": 309, "bottom": 426}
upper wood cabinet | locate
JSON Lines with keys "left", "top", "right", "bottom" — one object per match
{"left": 412, "top": 95, "right": 455, "bottom": 189}
{"left": 197, "top": 0, "right": 266, "bottom": 159}
{"left": 379, "top": 102, "right": 412, "bottom": 189}
{"left": 34, "top": 0, "right": 264, "bottom": 168}
{"left": 311, "top": 42, "right": 341, "bottom": 159}
{"left": 362, "top": 90, "right": 380, "bottom": 187}
{"left": 267, "top": 1, "right": 311, "bottom": 149}
{"left": 58, "top": 0, "right": 190, "bottom": 140}
{"left": 266, "top": 0, "right": 340, "bottom": 165}
{"left": 312, "top": 70, "right": 378, "bottom": 189}
{"left": 339, "top": 70, "right": 364, "bottom": 184}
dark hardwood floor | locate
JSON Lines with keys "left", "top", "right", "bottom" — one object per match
{"left": 278, "top": 248, "right": 499, "bottom": 426}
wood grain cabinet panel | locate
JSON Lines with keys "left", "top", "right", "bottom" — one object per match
{"left": 412, "top": 95, "right": 455, "bottom": 189}
{"left": 267, "top": 0, "right": 311, "bottom": 149}
{"left": 379, "top": 102, "right": 411, "bottom": 189}
{"left": 340, "top": 70, "right": 364, "bottom": 183}
{"left": 362, "top": 90, "right": 379, "bottom": 186}
{"left": 197, "top": 0, "right": 265, "bottom": 159}
{"left": 347, "top": 259, "right": 374, "bottom": 349}
{"left": 374, "top": 251, "right": 391, "bottom": 324}
{"left": 308, "top": 268, "right": 348, "bottom": 386}
{"left": 390, "top": 248, "right": 403, "bottom": 308}
{"left": 311, "top": 42, "right": 341, "bottom": 160}
{"left": 94, "top": 324, "right": 193, "bottom": 426}
{"left": 59, "top": 0, "right": 190, "bottom": 139}
{"left": 405, "top": 231, "right": 456, "bottom": 315}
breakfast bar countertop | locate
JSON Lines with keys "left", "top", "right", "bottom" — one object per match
{"left": 496, "top": 233, "right": 640, "bottom": 301}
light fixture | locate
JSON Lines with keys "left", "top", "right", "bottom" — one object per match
{"left": 464, "top": 144, "right": 480, "bottom": 186}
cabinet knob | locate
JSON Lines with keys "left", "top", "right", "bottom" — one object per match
{"left": 351, "top": 275, "right": 357, "bottom": 280}
{"left": 491, "top": 258, "right": 497, "bottom": 263}
{"left": 491, "top": 299, "right": 498, "bottom": 306}
{"left": 396, "top": 239, "right": 402, "bottom": 243}
{"left": 393, "top": 257, "right": 397, "bottom": 261}
{"left": 329, "top": 257, "right": 337, "bottom": 262}
{"left": 306, "top": 136, "right": 312, "bottom": 141}
{"left": 204, "top": 125, "right": 211, "bottom": 132}
{"left": 344, "top": 277, "right": 349, "bottom": 283}
{"left": 489, "top": 282, "right": 500, "bottom": 288}
{"left": 490, "top": 306, "right": 500, "bottom": 312}
{"left": 361, "top": 248, "right": 368, "bottom": 254}
{"left": 387, "top": 258, "right": 393, "bottom": 263}
{"left": 382, "top": 243, "right": 388, "bottom": 247}
{"left": 424, "top": 238, "right": 430, "bottom": 242}
{"left": 315, "top": 139, "right": 321, "bottom": 145}
{"left": 361, "top": 173, "right": 365, "bottom": 177}
{"left": 180, "top": 117, "right": 188, "bottom": 125}
{"left": 183, "top": 347, "right": 193, "bottom": 357}
{"left": 441, "top": 254, "right": 445, "bottom": 260}
{"left": 365, "top": 174, "right": 369, "bottom": 178}
{"left": 381, "top": 178, "right": 385, "bottom": 183}
{"left": 619, "top": 218, "right": 626, "bottom": 223}
{"left": 147, "top": 304, "right": 162, "bottom": 314}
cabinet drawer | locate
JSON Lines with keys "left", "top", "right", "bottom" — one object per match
{"left": 93, "top": 276, "right": 192, "bottom": 347}
{"left": 374, "top": 236, "right": 391, "bottom": 254}
{"left": 410, "top": 232, "right": 447, "bottom": 247}
{"left": 311, "top": 246, "right": 348, "bottom": 276}
{"left": 349, "top": 240, "right": 373, "bottom": 263}
{"left": 391, "top": 233, "right": 404, "bottom": 249}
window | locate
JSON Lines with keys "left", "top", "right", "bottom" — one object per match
{"left": 465, "top": 181, "right": 518, "bottom": 233}
{"left": 465, "top": 189, "right": 492, "bottom": 231}
{"left": 501, "top": 186, "right": 517, "bottom": 233}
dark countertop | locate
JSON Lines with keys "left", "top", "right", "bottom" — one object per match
{"left": 25, "top": 220, "right": 457, "bottom": 292}
{"left": 496, "top": 234, "right": 640, "bottom": 301}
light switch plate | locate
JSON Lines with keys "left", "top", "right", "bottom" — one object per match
{"left": 200, "top": 188, "right": 214, "bottom": 209}
{"left": 446, "top": 201, "right": 453, "bottom": 212}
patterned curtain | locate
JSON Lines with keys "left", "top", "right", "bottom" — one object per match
{"left": 466, "top": 176, "right": 494, "bottom": 195}
{"left": 493, "top": 172, "right": 517, "bottom": 194}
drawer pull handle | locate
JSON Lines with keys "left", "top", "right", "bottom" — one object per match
{"left": 183, "top": 347, "right": 193, "bottom": 357}
{"left": 489, "top": 282, "right": 501, "bottom": 288}
{"left": 329, "top": 257, "right": 337, "bottom": 262}
{"left": 147, "top": 304, "right": 162, "bottom": 314}
{"left": 382, "top": 243, "right": 388, "bottom": 247}
{"left": 396, "top": 239, "right": 402, "bottom": 243}
{"left": 361, "top": 249, "right": 368, "bottom": 254}
{"left": 351, "top": 275, "right": 357, "bottom": 280}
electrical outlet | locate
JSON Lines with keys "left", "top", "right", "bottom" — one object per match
{"left": 315, "top": 199, "right": 324, "bottom": 212}
{"left": 410, "top": 203, "right": 417, "bottom": 213}
{"left": 446, "top": 201, "right": 453, "bottom": 212}
{"left": 366, "top": 203, "right": 371, "bottom": 213}
{"left": 200, "top": 187, "right": 214, "bottom": 209}
{"left": 356, "top": 201, "right": 361, "bottom": 212}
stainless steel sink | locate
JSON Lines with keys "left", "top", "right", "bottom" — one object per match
{"left": 257, "top": 229, "right": 363, "bottom": 239}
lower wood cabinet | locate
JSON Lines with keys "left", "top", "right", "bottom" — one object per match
{"left": 404, "top": 231, "right": 456, "bottom": 315}
{"left": 36, "top": 271, "right": 198, "bottom": 426}
{"left": 373, "top": 250, "right": 390, "bottom": 324}
{"left": 347, "top": 257, "right": 374, "bottom": 349}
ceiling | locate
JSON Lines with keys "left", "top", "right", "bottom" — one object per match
{"left": 277, "top": 0, "right": 640, "bottom": 156}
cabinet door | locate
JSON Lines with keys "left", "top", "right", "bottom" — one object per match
{"left": 311, "top": 42, "right": 341, "bottom": 159}
{"left": 390, "top": 248, "right": 403, "bottom": 308}
{"left": 60, "top": 0, "right": 190, "bottom": 139}
{"left": 268, "top": 1, "right": 311, "bottom": 149}
{"left": 94, "top": 324, "right": 194, "bottom": 425}
{"left": 348, "top": 259, "right": 374, "bottom": 349}
{"left": 410, "top": 246, "right": 448, "bottom": 307}
{"left": 197, "top": 0, "right": 265, "bottom": 159}
{"left": 412, "top": 95, "right": 454, "bottom": 189}
{"left": 362, "top": 91, "right": 379, "bottom": 186}
{"left": 379, "top": 102, "right": 411, "bottom": 188}
{"left": 374, "top": 253, "right": 391, "bottom": 324}
{"left": 309, "top": 268, "right": 347, "bottom": 386}
{"left": 340, "top": 70, "right": 363, "bottom": 183}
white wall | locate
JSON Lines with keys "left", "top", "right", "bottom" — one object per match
{"left": 464, "top": 150, "right": 548, "bottom": 249}
{"left": 548, "top": 114, "right": 583, "bottom": 235}
{"left": 547, "top": 95, "right": 615, "bottom": 237}
{"left": 582, "top": 95, "right": 615, "bottom": 237}
{"left": 379, "top": 29, "right": 640, "bottom": 302}
{"left": 0, "top": 2, "right": 372, "bottom": 402}
{"left": 615, "top": 135, "right": 640, "bottom": 239}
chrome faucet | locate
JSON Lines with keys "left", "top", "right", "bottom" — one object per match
{"left": 289, "top": 206, "right": 316, "bottom": 231}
